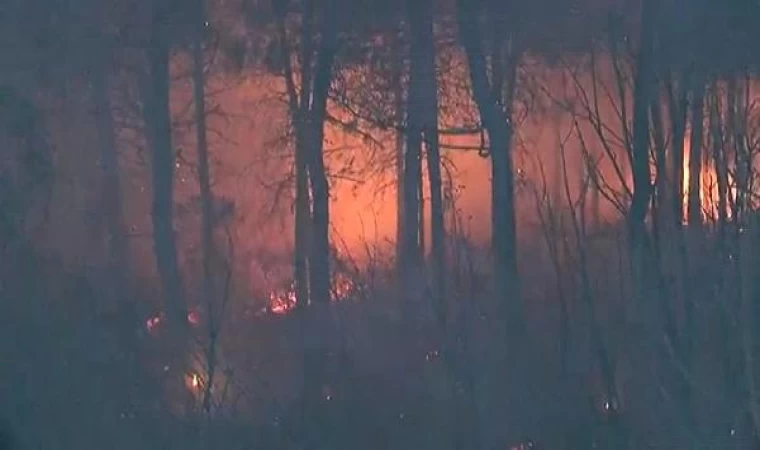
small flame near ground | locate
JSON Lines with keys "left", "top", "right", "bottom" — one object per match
{"left": 185, "top": 372, "right": 202, "bottom": 392}
{"left": 510, "top": 440, "right": 536, "bottom": 450}
{"left": 187, "top": 310, "right": 200, "bottom": 326}
{"left": 265, "top": 273, "right": 358, "bottom": 315}
{"left": 145, "top": 309, "right": 202, "bottom": 333}
{"left": 146, "top": 315, "right": 162, "bottom": 332}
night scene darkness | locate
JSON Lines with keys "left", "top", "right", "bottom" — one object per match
{"left": 1, "top": 0, "right": 760, "bottom": 448}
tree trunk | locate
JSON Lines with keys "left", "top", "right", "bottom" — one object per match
{"left": 455, "top": 0, "right": 519, "bottom": 321}
{"left": 303, "top": 6, "right": 338, "bottom": 449}
{"left": 666, "top": 76, "right": 688, "bottom": 226}
{"left": 710, "top": 82, "right": 728, "bottom": 232}
{"left": 272, "top": 1, "right": 337, "bottom": 446}
{"left": 306, "top": 19, "right": 336, "bottom": 308}
{"left": 687, "top": 80, "right": 705, "bottom": 226}
{"left": 190, "top": 0, "right": 218, "bottom": 413}
{"left": 684, "top": 80, "right": 705, "bottom": 430}
{"left": 393, "top": 32, "right": 406, "bottom": 266}
{"left": 651, "top": 96, "right": 669, "bottom": 230}
{"left": 666, "top": 73, "right": 696, "bottom": 433}
{"left": 409, "top": 0, "right": 445, "bottom": 317}
{"left": 274, "top": 0, "right": 312, "bottom": 309}
{"left": 628, "top": 0, "right": 656, "bottom": 308}
{"left": 728, "top": 78, "right": 750, "bottom": 220}
{"left": 143, "top": 1, "right": 186, "bottom": 329}
{"left": 295, "top": 134, "right": 311, "bottom": 308}
{"left": 401, "top": 16, "right": 423, "bottom": 281}
{"left": 191, "top": 0, "right": 214, "bottom": 316}
{"left": 456, "top": 3, "right": 523, "bottom": 448}
{"left": 651, "top": 97, "right": 680, "bottom": 346}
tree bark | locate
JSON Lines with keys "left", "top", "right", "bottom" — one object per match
{"left": 409, "top": 0, "right": 445, "bottom": 317}
{"left": 305, "top": 11, "right": 336, "bottom": 308}
{"left": 191, "top": 0, "right": 215, "bottom": 314}
{"left": 666, "top": 75, "right": 688, "bottom": 226}
{"left": 401, "top": 17, "right": 424, "bottom": 280}
{"left": 143, "top": 0, "right": 187, "bottom": 329}
{"left": 456, "top": 0, "right": 520, "bottom": 323}
{"left": 294, "top": 136, "right": 311, "bottom": 308}
{"left": 666, "top": 73, "right": 696, "bottom": 433}
{"left": 628, "top": 0, "right": 656, "bottom": 308}
{"left": 709, "top": 81, "right": 728, "bottom": 232}
{"left": 302, "top": 4, "right": 338, "bottom": 449}
{"left": 190, "top": 0, "right": 219, "bottom": 413}
{"left": 687, "top": 80, "right": 705, "bottom": 226}
{"left": 393, "top": 33, "right": 406, "bottom": 266}
{"left": 456, "top": 3, "right": 523, "bottom": 448}
{"left": 275, "top": 0, "right": 311, "bottom": 308}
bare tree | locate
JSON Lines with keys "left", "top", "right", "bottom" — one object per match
{"left": 392, "top": 28, "right": 407, "bottom": 266}
{"left": 455, "top": 0, "right": 521, "bottom": 326}
{"left": 405, "top": 0, "right": 445, "bottom": 311}
{"left": 270, "top": 1, "right": 341, "bottom": 448}
{"left": 141, "top": 0, "right": 188, "bottom": 330}
{"left": 400, "top": 4, "right": 424, "bottom": 280}
{"left": 189, "top": 0, "right": 218, "bottom": 415}
{"left": 627, "top": 0, "right": 656, "bottom": 307}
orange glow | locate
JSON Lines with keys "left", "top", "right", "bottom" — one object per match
{"left": 186, "top": 372, "right": 202, "bottom": 391}
{"left": 145, "top": 310, "right": 201, "bottom": 333}
{"left": 146, "top": 315, "right": 162, "bottom": 333}
{"left": 264, "top": 273, "right": 359, "bottom": 315}
{"left": 187, "top": 310, "right": 201, "bottom": 327}
{"left": 267, "top": 282, "right": 297, "bottom": 315}
{"left": 331, "top": 272, "right": 356, "bottom": 300}
{"left": 683, "top": 142, "right": 737, "bottom": 223}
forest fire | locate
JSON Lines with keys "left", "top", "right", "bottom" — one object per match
{"left": 4, "top": 0, "right": 760, "bottom": 449}
{"left": 683, "top": 156, "right": 746, "bottom": 223}
{"left": 144, "top": 309, "right": 202, "bottom": 334}
{"left": 267, "top": 283, "right": 297, "bottom": 315}
{"left": 265, "top": 272, "right": 359, "bottom": 315}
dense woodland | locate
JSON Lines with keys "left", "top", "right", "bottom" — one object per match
{"left": 2, "top": 0, "right": 760, "bottom": 448}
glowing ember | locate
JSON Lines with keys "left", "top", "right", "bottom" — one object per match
{"left": 187, "top": 310, "right": 200, "bottom": 326}
{"left": 264, "top": 273, "right": 359, "bottom": 315}
{"left": 321, "top": 384, "right": 333, "bottom": 401}
{"left": 683, "top": 145, "right": 738, "bottom": 223}
{"left": 268, "top": 282, "right": 297, "bottom": 315}
{"left": 186, "top": 372, "right": 202, "bottom": 391}
{"left": 425, "top": 350, "right": 441, "bottom": 361}
{"left": 146, "top": 315, "right": 162, "bottom": 332}
{"left": 601, "top": 396, "right": 620, "bottom": 416}
{"left": 510, "top": 441, "right": 536, "bottom": 450}
{"left": 145, "top": 310, "right": 200, "bottom": 332}
{"left": 330, "top": 272, "right": 356, "bottom": 301}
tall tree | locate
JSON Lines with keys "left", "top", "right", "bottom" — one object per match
{"left": 306, "top": 2, "right": 337, "bottom": 309}
{"left": 273, "top": 0, "right": 337, "bottom": 309}
{"left": 271, "top": 1, "right": 339, "bottom": 447}
{"left": 627, "top": 0, "right": 656, "bottom": 306}
{"left": 456, "top": 2, "right": 528, "bottom": 448}
{"left": 141, "top": 0, "right": 187, "bottom": 329}
{"left": 190, "top": 0, "right": 217, "bottom": 413}
{"left": 392, "top": 29, "right": 406, "bottom": 267}
{"left": 406, "top": 0, "right": 445, "bottom": 310}
{"left": 456, "top": 0, "right": 521, "bottom": 325}
{"left": 400, "top": 17, "right": 424, "bottom": 283}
